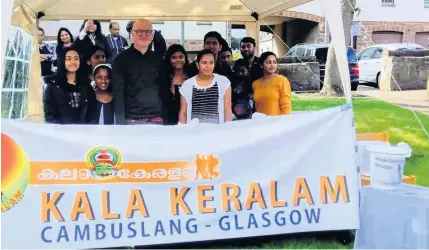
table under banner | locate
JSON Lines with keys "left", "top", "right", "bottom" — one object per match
{"left": 354, "top": 185, "right": 429, "bottom": 249}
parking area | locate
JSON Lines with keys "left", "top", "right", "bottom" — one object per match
{"left": 355, "top": 85, "right": 429, "bottom": 115}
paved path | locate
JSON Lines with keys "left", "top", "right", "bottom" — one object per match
{"left": 354, "top": 86, "right": 429, "bottom": 115}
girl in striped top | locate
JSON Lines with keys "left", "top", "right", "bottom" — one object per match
{"left": 179, "top": 49, "right": 232, "bottom": 124}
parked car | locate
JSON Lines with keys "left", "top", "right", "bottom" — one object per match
{"left": 357, "top": 43, "right": 424, "bottom": 87}
{"left": 284, "top": 43, "right": 359, "bottom": 91}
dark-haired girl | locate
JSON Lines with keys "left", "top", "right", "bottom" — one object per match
{"left": 163, "top": 44, "right": 189, "bottom": 125}
{"left": 252, "top": 51, "right": 291, "bottom": 116}
{"left": 179, "top": 49, "right": 232, "bottom": 124}
{"left": 91, "top": 64, "right": 114, "bottom": 125}
{"left": 43, "top": 48, "right": 96, "bottom": 124}
{"left": 74, "top": 20, "right": 111, "bottom": 59}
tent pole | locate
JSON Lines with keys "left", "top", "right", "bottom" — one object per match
{"left": 180, "top": 21, "right": 185, "bottom": 46}
{"left": 245, "top": 21, "right": 260, "bottom": 56}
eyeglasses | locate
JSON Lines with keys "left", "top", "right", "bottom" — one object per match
{"left": 132, "top": 29, "right": 154, "bottom": 36}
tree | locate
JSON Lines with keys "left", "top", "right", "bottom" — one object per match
{"left": 320, "top": 0, "right": 356, "bottom": 96}
{"left": 231, "top": 37, "right": 241, "bottom": 50}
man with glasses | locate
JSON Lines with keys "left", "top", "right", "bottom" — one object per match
{"left": 238, "top": 37, "right": 262, "bottom": 81}
{"left": 126, "top": 20, "right": 167, "bottom": 57}
{"left": 106, "top": 22, "right": 128, "bottom": 64}
{"left": 187, "top": 31, "right": 232, "bottom": 78}
{"left": 112, "top": 19, "right": 169, "bottom": 125}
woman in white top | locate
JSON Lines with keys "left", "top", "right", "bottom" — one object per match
{"left": 179, "top": 49, "right": 232, "bottom": 124}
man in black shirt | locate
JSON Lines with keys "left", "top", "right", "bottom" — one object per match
{"left": 112, "top": 19, "right": 168, "bottom": 125}
{"left": 187, "top": 32, "right": 232, "bottom": 78}
{"left": 125, "top": 21, "right": 167, "bottom": 57}
{"left": 240, "top": 37, "right": 262, "bottom": 81}
{"left": 219, "top": 45, "right": 233, "bottom": 66}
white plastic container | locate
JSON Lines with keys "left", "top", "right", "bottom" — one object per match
{"left": 357, "top": 141, "right": 390, "bottom": 176}
{"left": 366, "top": 143, "right": 412, "bottom": 190}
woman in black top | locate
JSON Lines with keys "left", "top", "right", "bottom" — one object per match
{"left": 55, "top": 27, "right": 74, "bottom": 71}
{"left": 43, "top": 47, "right": 96, "bottom": 124}
{"left": 73, "top": 20, "right": 111, "bottom": 60}
{"left": 163, "top": 44, "right": 189, "bottom": 125}
{"left": 91, "top": 64, "right": 114, "bottom": 125}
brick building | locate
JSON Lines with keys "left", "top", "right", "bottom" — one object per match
{"left": 265, "top": 0, "right": 429, "bottom": 52}
{"left": 352, "top": 0, "right": 429, "bottom": 50}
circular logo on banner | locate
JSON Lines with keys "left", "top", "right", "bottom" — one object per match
{"left": 86, "top": 147, "right": 122, "bottom": 180}
{"left": 1, "top": 133, "right": 30, "bottom": 212}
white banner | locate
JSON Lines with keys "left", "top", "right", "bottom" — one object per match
{"left": 1, "top": 106, "right": 360, "bottom": 249}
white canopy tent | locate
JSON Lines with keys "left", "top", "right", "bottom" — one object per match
{"left": 3, "top": 0, "right": 352, "bottom": 121}
{"left": 15, "top": 0, "right": 313, "bottom": 21}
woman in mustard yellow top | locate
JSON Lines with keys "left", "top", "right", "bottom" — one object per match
{"left": 252, "top": 52, "right": 292, "bottom": 116}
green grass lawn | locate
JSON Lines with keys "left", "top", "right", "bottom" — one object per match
{"left": 293, "top": 96, "right": 429, "bottom": 187}
{"left": 205, "top": 96, "right": 429, "bottom": 249}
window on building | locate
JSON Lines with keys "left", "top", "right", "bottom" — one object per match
{"left": 381, "top": 0, "right": 395, "bottom": 5}
{"left": 197, "top": 21, "right": 212, "bottom": 25}
{"left": 2, "top": 26, "right": 32, "bottom": 119}
{"left": 425, "top": 0, "right": 429, "bottom": 7}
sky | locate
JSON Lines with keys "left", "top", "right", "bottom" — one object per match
{"left": 232, "top": 29, "right": 247, "bottom": 38}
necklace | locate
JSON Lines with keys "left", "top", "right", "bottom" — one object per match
{"left": 96, "top": 92, "right": 112, "bottom": 103}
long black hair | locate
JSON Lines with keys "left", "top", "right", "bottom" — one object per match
{"left": 55, "top": 47, "right": 86, "bottom": 86}
{"left": 83, "top": 45, "right": 106, "bottom": 76}
{"left": 56, "top": 27, "right": 74, "bottom": 47}
{"left": 79, "top": 20, "right": 103, "bottom": 37}
{"left": 164, "top": 44, "right": 189, "bottom": 77}
{"left": 259, "top": 51, "right": 278, "bottom": 67}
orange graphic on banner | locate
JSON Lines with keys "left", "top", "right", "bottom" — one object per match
{"left": 30, "top": 148, "right": 222, "bottom": 185}
{"left": 195, "top": 153, "right": 220, "bottom": 180}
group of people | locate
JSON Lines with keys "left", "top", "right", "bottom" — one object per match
{"left": 39, "top": 19, "right": 292, "bottom": 125}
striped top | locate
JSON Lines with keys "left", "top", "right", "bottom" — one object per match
{"left": 180, "top": 73, "right": 231, "bottom": 124}
{"left": 191, "top": 81, "right": 219, "bottom": 124}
